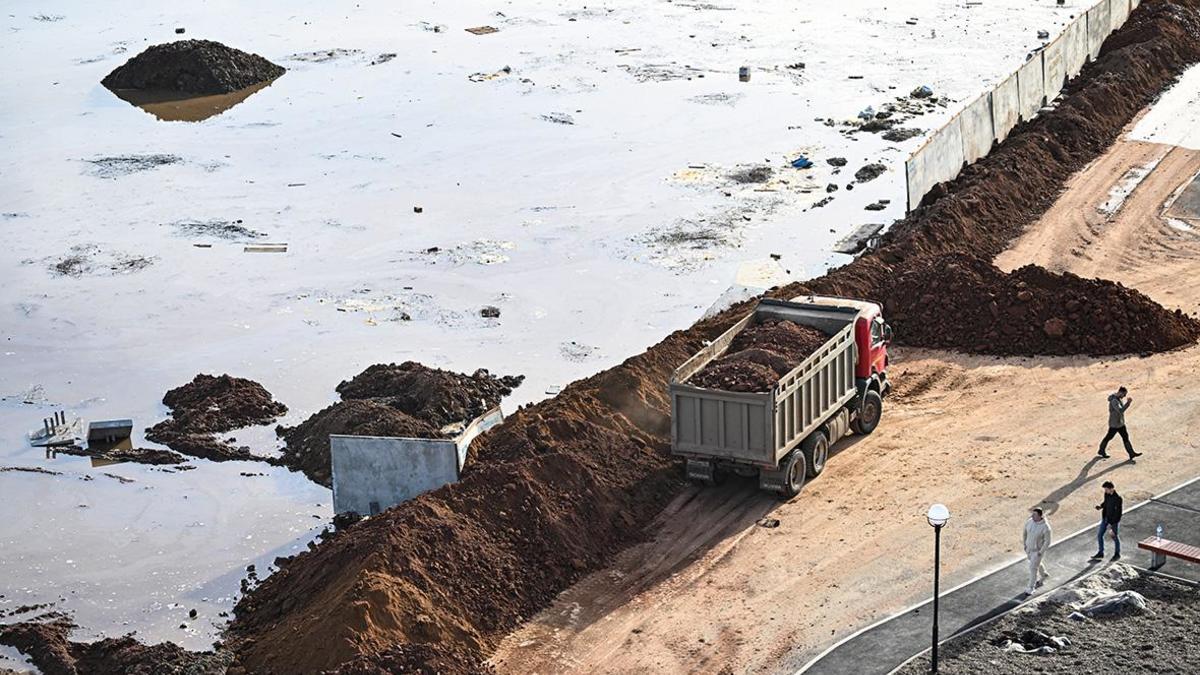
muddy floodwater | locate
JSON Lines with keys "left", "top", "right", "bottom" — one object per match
{"left": 1, "top": 0, "right": 1077, "bottom": 661}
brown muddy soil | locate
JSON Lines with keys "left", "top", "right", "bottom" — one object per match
{"left": 276, "top": 400, "right": 442, "bottom": 487}
{"left": 0, "top": 614, "right": 230, "bottom": 675}
{"left": 691, "top": 320, "right": 829, "bottom": 391}
{"left": 326, "top": 643, "right": 493, "bottom": 675}
{"left": 275, "top": 363, "right": 523, "bottom": 486}
{"left": 145, "top": 374, "right": 287, "bottom": 462}
{"left": 102, "top": 40, "right": 285, "bottom": 96}
{"left": 55, "top": 445, "right": 186, "bottom": 466}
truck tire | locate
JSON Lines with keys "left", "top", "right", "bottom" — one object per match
{"left": 779, "top": 450, "right": 807, "bottom": 499}
{"left": 801, "top": 431, "right": 829, "bottom": 479}
{"left": 851, "top": 390, "right": 883, "bottom": 436}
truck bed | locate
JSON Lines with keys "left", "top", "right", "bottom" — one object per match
{"left": 669, "top": 298, "right": 860, "bottom": 468}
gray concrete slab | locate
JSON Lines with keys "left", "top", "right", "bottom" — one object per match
{"left": 1166, "top": 174, "right": 1200, "bottom": 221}
{"left": 798, "top": 476, "right": 1200, "bottom": 675}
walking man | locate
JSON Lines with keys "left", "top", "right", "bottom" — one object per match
{"left": 1091, "top": 481, "right": 1124, "bottom": 561}
{"left": 1023, "top": 507, "right": 1052, "bottom": 595}
{"left": 1098, "top": 386, "right": 1142, "bottom": 460}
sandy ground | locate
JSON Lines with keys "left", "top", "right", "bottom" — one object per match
{"left": 491, "top": 108, "right": 1200, "bottom": 674}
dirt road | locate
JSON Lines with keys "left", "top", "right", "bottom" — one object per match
{"left": 492, "top": 139, "right": 1200, "bottom": 674}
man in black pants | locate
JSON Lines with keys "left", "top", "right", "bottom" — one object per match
{"left": 1091, "top": 481, "right": 1124, "bottom": 561}
{"left": 1098, "top": 386, "right": 1142, "bottom": 461}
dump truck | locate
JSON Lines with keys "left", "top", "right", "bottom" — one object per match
{"left": 669, "top": 295, "right": 892, "bottom": 497}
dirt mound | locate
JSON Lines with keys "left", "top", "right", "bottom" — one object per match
{"left": 102, "top": 40, "right": 284, "bottom": 95}
{"left": 145, "top": 374, "right": 287, "bottom": 462}
{"left": 876, "top": 255, "right": 1200, "bottom": 355}
{"left": 691, "top": 320, "right": 829, "bottom": 392}
{"left": 276, "top": 400, "right": 442, "bottom": 487}
{"left": 335, "top": 362, "right": 524, "bottom": 428}
{"left": 327, "top": 643, "right": 492, "bottom": 674}
{"left": 0, "top": 614, "right": 229, "bottom": 675}
{"left": 56, "top": 445, "right": 186, "bottom": 466}
{"left": 212, "top": 2, "right": 1200, "bottom": 673}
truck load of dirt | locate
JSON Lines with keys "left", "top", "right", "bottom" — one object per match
{"left": 135, "top": 3, "right": 1200, "bottom": 673}
{"left": 145, "top": 373, "right": 287, "bottom": 462}
{"left": 690, "top": 320, "right": 829, "bottom": 392}
{"left": 335, "top": 362, "right": 524, "bottom": 428}
{"left": 0, "top": 613, "right": 230, "bottom": 675}
{"left": 101, "top": 40, "right": 285, "bottom": 95}
{"left": 876, "top": 255, "right": 1200, "bottom": 355}
{"left": 276, "top": 400, "right": 443, "bottom": 487}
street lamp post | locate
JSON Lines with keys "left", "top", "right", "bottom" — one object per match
{"left": 926, "top": 503, "right": 950, "bottom": 674}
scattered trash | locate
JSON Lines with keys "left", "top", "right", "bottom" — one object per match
{"left": 865, "top": 200, "right": 887, "bottom": 211}
{"left": 175, "top": 27, "right": 186, "bottom": 34}
{"left": 857, "top": 106, "right": 876, "bottom": 120}
{"left": 480, "top": 306, "right": 501, "bottom": 318}
{"left": 243, "top": 243, "right": 287, "bottom": 253}
{"left": 545, "top": 385, "right": 562, "bottom": 395}
{"left": 992, "top": 629, "right": 1070, "bottom": 654}
{"left": 827, "top": 157, "right": 847, "bottom": 167}
{"left": 1037, "top": 29, "right": 1050, "bottom": 40}
{"left": 87, "top": 419, "right": 133, "bottom": 444}
{"left": 1080, "top": 590, "right": 1149, "bottom": 617}
{"left": 911, "top": 85, "right": 934, "bottom": 98}
{"left": 882, "top": 127, "right": 923, "bottom": 142}
{"left": 29, "top": 411, "right": 84, "bottom": 448}
{"left": 465, "top": 26, "right": 499, "bottom": 35}
{"left": 468, "top": 66, "right": 511, "bottom": 82}
{"left": 414, "top": 206, "right": 424, "bottom": 214}
{"left": 390, "top": 132, "right": 402, "bottom": 138}
{"left": 854, "top": 163, "right": 887, "bottom": 183}
{"left": 790, "top": 156, "right": 814, "bottom": 169}
{"left": 757, "top": 517, "right": 781, "bottom": 528}
{"left": 368, "top": 53, "right": 397, "bottom": 66}
{"left": 786, "top": 62, "right": 805, "bottom": 70}
{"left": 540, "top": 112, "right": 575, "bottom": 125}
{"left": 738, "top": 66, "right": 751, "bottom": 82}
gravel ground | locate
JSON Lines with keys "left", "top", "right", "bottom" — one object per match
{"left": 898, "top": 565, "right": 1199, "bottom": 674}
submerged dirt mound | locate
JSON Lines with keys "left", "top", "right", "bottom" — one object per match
{"left": 102, "top": 40, "right": 284, "bottom": 95}
{"left": 145, "top": 374, "right": 287, "bottom": 462}
{"left": 276, "top": 400, "right": 442, "bottom": 487}
{"left": 691, "top": 320, "right": 829, "bottom": 392}
{"left": 877, "top": 255, "right": 1200, "bottom": 355}
{"left": 208, "top": 3, "right": 1200, "bottom": 673}
{"left": 56, "top": 445, "right": 186, "bottom": 466}
{"left": 0, "top": 614, "right": 229, "bottom": 675}
{"left": 335, "top": 362, "right": 524, "bottom": 428}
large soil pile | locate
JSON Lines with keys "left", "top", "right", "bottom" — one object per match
{"left": 145, "top": 374, "right": 287, "bottom": 462}
{"left": 691, "top": 320, "right": 829, "bottom": 391}
{"left": 0, "top": 614, "right": 229, "bottom": 675}
{"left": 221, "top": 4, "right": 1200, "bottom": 673}
{"left": 276, "top": 363, "right": 524, "bottom": 486}
{"left": 102, "top": 40, "right": 285, "bottom": 95}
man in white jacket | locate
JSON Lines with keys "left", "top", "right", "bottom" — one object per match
{"left": 1023, "top": 507, "right": 1052, "bottom": 595}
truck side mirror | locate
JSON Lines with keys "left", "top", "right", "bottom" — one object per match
{"left": 883, "top": 324, "right": 894, "bottom": 343}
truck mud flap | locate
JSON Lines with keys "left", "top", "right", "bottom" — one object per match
{"left": 758, "top": 466, "right": 788, "bottom": 493}
{"left": 686, "top": 459, "right": 716, "bottom": 484}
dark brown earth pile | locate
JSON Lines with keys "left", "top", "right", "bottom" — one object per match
{"left": 56, "top": 445, "right": 186, "bottom": 465}
{"left": 220, "top": 4, "right": 1200, "bottom": 674}
{"left": 335, "top": 362, "right": 525, "bottom": 428}
{"left": 876, "top": 255, "right": 1200, "bottom": 355}
{"left": 102, "top": 40, "right": 284, "bottom": 95}
{"left": 276, "top": 400, "right": 442, "bottom": 487}
{"left": 145, "top": 374, "right": 287, "bottom": 462}
{"left": 0, "top": 614, "right": 229, "bottom": 675}
{"left": 275, "top": 363, "right": 524, "bottom": 486}
{"left": 326, "top": 643, "right": 493, "bottom": 674}
{"left": 691, "top": 320, "right": 829, "bottom": 391}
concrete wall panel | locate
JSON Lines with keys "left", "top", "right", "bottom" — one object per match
{"left": 1043, "top": 37, "right": 1067, "bottom": 103}
{"left": 331, "top": 435, "right": 459, "bottom": 515}
{"left": 1062, "top": 15, "right": 1089, "bottom": 79}
{"left": 959, "top": 94, "right": 995, "bottom": 164}
{"left": 905, "top": 116, "right": 964, "bottom": 210}
{"left": 1017, "top": 53, "right": 1045, "bottom": 122}
{"left": 1087, "top": 1, "right": 1111, "bottom": 60}
{"left": 991, "top": 71, "right": 1021, "bottom": 144}
{"left": 1110, "top": 0, "right": 1129, "bottom": 32}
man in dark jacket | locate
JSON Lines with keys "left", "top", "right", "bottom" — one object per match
{"left": 1098, "top": 386, "right": 1142, "bottom": 460}
{"left": 1090, "top": 481, "right": 1124, "bottom": 561}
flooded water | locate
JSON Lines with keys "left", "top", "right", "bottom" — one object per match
{"left": 1, "top": 0, "right": 1076, "bottom": 659}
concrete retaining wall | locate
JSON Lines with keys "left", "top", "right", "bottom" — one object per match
{"left": 959, "top": 95, "right": 994, "bottom": 164}
{"left": 903, "top": 0, "right": 1135, "bottom": 212}
{"left": 1017, "top": 53, "right": 1046, "bottom": 122}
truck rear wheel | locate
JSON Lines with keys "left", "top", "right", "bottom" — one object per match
{"left": 851, "top": 390, "right": 883, "bottom": 436}
{"left": 801, "top": 431, "right": 829, "bottom": 479}
{"left": 779, "top": 451, "right": 807, "bottom": 499}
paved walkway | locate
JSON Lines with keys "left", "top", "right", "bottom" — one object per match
{"left": 797, "top": 475, "right": 1200, "bottom": 675}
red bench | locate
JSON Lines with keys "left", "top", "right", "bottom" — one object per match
{"left": 1138, "top": 536, "right": 1200, "bottom": 570}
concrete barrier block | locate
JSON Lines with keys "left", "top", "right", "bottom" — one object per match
{"left": 1063, "top": 15, "right": 1089, "bottom": 78}
{"left": 992, "top": 71, "right": 1021, "bottom": 143}
{"left": 905, "top": 116, "right": 965, "bottom": 209}
{"left": 959, "top": 94, "right": 995, "bottom": 164}
{"left": 331, "top": 435, "right": 459, "bottom": 516}
{"left": 1110, "top": 0, "right": 1129, "bottom": 32}
{"left": 1043, "top": 36, "right": 1067, "bottom": 103}
{"left": 1017, "top": 53, "right": 1045, "bottom": 122}
{"left": 1088, "top": 1, "right": 1111, "bottom": 60}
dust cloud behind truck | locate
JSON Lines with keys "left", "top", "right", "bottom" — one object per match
{"left": 669, "top": 296, "right": 892, "bottom": 497}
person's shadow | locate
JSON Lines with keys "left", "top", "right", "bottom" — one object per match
{"left": 1033, "top": 455, "right": 1132, "bottom": 516}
